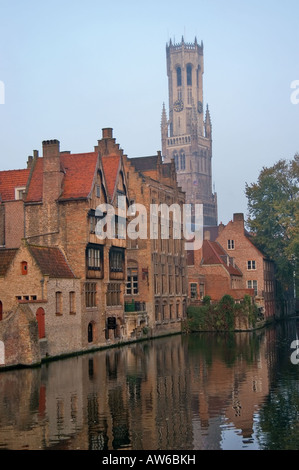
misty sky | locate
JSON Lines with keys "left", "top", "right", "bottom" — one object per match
{"left": 0, "top": 0, "right": 298, "bottom": 224}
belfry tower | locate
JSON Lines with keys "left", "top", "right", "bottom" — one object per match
{"left": 161, "top": 36, "right": 218, "bottom": 226}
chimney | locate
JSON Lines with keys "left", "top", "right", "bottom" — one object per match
{"left": 218, "top": 222, "right": 225, "bottom": 234}
{"left": 204, "top": 230, "right": 210, "bottom": 240}
{"left": 42, "top": 139, "right": 62, "bottom": 202}
{"left": 233, "top": 213, "right": 244, "bottom": 223}
{"left": 102, "top": 128, "right": 113, "bottom": 139}
{"left": 27, "top": 150, "right": 39, "bottom": 169}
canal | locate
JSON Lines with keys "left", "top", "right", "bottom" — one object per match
{"left": 0, "top": 320, "right": 299, "bottom": 451}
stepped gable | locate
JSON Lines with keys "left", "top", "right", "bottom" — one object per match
{"left": 27, "top": 245, "right": 75, "bottom": 278}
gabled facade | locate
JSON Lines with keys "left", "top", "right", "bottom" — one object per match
{"left": 123, "top": 151, "right": 188, "bottom": 337}
{"left": 187, "top": 237, "right": 252, "bottom": 303}
{"left": 0, "top": 241, "right": 81, "bottom": 364}
{"left": 216, "top": 213, "right": 276, "bottom": 319}
{"left": 0, "top": 128, "right": 132, "bottom": 366}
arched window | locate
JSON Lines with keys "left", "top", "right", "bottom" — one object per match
{"left": 88, "top": 322, "right": 93, "bottom": 343}
{"left": 187, "top": 64, "right": 192, "bottom": 86}
{"left": 176, "top": 67, "right": 182, "bottom": 87}
{"left": 36, "top": 307, "right": 45, "bottom": 339}
{"left": 180, "top": 151, "right": 185, "bottom": 170}
{"left": 21, "top": 261, "right": 28, "bottom": 275}
{"left": 173, "top": 151, "right": 179, "bottom": 170}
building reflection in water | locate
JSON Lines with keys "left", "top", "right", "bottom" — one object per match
{"left": 0, "top": 328, "right": 275, "bottom": 450}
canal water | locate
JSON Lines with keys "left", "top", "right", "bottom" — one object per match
{"left": 0, "top": 320, "right": 299, "bottom": 451}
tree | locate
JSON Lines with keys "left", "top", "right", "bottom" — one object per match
{"left": 245, "top": 154, "right": 299, "bottom": 298}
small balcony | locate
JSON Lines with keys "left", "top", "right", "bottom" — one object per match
{"left": 124, "top": 300, "right": 146, "bottom": 313}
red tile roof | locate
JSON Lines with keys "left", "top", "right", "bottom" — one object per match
{"left": 202, "top": 240, "right": 242, "bottom": 276}
{"left": 101, "top": 154, "right": 120, "bottom": 199}
{"left": 0, "top": 169, "right": 30, "bottom": 202}
{"left": 60, "top": 152, "right": 98, "bottom": 200}
{"left": 25, "top": 158, "right": 43, "bottom": 202}
{"left": 25, "top": 152, "right": 99, "bottom": 202}
{"left": 0, "top": 249, "right": 18, "bottom": 276}
{"left": 28, "top": 245, "right": 75, "bottom": 278}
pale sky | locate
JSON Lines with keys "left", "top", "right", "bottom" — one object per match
{"left": 0, "top": 0, "right": 298, "bottom": 224}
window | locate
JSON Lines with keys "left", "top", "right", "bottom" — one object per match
{"left": 88, "top": 322, "right": 93, "bottom": 343}
{"left": 21, "top": 261, "right": 28, "bottom": 275}
{"left": 180, "top": 151, "right": 185, "bottom": 170}
{"left": 199, "top": 283, "right": 205, "bottom": 300}
{"left": 176, "top": 66, "right": 182, "bottom": 87}
{"left": 173, "top": 151, "right": 179, "bottom": 170}
{"left": 187, "top": 64, "right": 192, "bottom": 86}
{"left": 126, "top": 267, "right": 138, "bottom": 295}
{"left": 155, "top": 303, "right": 160, "bottom": 322}
{"left": 69, "top": 291, "right": 76, "bottom": 314}
{"left": 227, "top": 239, "right": 235, "bottom": 250}
{"left": 96, "top": 184, "right": 100, "bottom": 198}
{"left": 85, "top": 282, "right": 96, "bottom": 308}
{"left": 176, "top": 303, "right": 180, "bottom": 319}
{"left": 107, "top": 283, "right": 121, "bottom": 306}
{"left": 56, "top": 291, "right": 62, "bottom": 315}
{"left": 115, "top": 216, "right": 126, "bottom": 239}
{"left": 190, "top": 283, "right": 198, "bottom": 299}
{"left": 87, "top": 246, "right": 102, "bottom": 270}
{"left": 15, "top": 187, "right": 26, "bottom": 200}
{"left": 109, "top": 248, "right": 124, "bottom": 272}
{"left": 247, "top": 280, "right": 258, "bottom": 296}
{"left": 89, "top": 210, "right": 103, "bottom": 234}
{"left": 247, "top": 260, "right": 256, "bottom": 270}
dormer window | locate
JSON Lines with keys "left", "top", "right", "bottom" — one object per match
{"left": 21, "top": 261, "right": 28, "bottom": 275}
{"left": 15, "top": 187, "right": 26, "bottom": 200}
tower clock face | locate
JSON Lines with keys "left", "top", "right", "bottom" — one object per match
{"left": 197, "top": 101, "right": 203, "bottom": 114}
{"left": 173, "top": 99, "right": 184, "bottom": 112}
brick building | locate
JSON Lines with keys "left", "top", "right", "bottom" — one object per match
{"left": 0, "top": 167, "right": 30, "bottom": 248}
{"left": 187, "top": 237, "right": 252, "bottom": 303}
{"left": 123, "top": 151, "right": 188, "bottom": 337}
{"left": 0, "top": 128, "right": 189, "bottom": 367}
{"left": 215, "top": 213, "right": 276, "bottom": 319}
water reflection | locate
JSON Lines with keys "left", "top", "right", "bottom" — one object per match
{"left": 0, "top": 322, "right": 299, "bottom": 450}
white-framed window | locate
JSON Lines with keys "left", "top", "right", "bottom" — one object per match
{"left": 247, "top": 280, "right": 258, "bottom": 296}
{"left": 15, "top": 186, "right": 26, "bottom": 200}
{"left": 247, "top": 260, "right": 256, "bottom": 270}
{"left": 126, "top": 267, "right": 138, "bottom": 295}
{"left": 227, "top": 239, "right": 235, "bottom": 250}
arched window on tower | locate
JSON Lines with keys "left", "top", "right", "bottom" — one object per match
{"left": 180, "top": 150, "right": 185, "bottom": 170}
{"left": 176, "top": 67, "right": 182, "bottom": 87}
{"left": 173, "top": 151, "right": 179, "bottom": 170}
{"left": 187, "top": 64, "right": 192, "bottom": 86}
